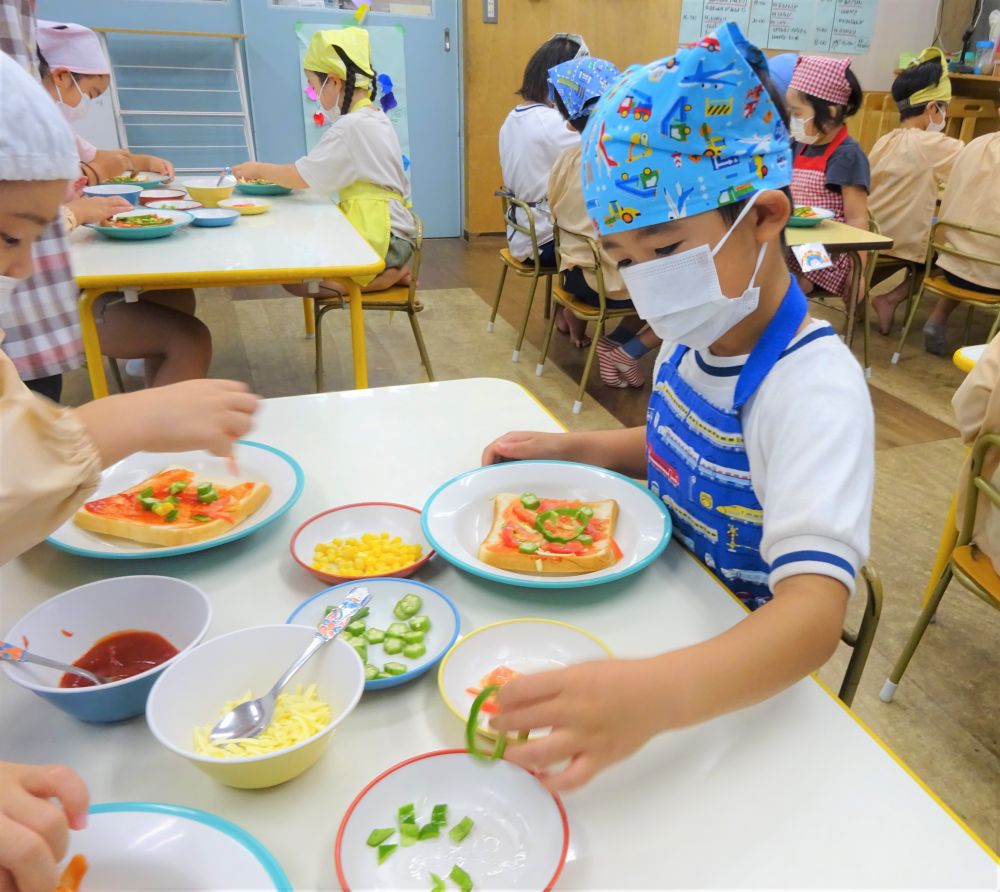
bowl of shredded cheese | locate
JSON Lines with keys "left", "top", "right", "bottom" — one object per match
{"left": 290, "top": 502, "right": 434, "bottom": 585}
{"left": 146, "top": 624, "right": 364, "bottom": 788}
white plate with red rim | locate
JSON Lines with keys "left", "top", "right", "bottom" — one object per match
{"left": 335, "top": 749, "right": 569, "bottom": 891}
{"left": 421, "top": 460, "right": 670, "bottom": 589}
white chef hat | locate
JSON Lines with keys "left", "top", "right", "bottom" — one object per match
{"left": 0, "top": 51, "right": 79, "bottom": 181}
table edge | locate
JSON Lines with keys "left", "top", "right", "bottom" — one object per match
{"left": 75, "top": 261, "right": 385, "bottom": 290}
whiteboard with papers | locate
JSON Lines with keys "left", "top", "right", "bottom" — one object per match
{"left": 679, "top": 0, "right": 878, "bottom": 54}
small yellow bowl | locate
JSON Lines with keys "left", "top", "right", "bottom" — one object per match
{"left": 182, "top": 178, "right": 235, "bottom": 208}
{"left": 219, "top": 197, "right": 270, "bottom": 216}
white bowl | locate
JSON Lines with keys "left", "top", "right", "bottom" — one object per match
{"left": 2, "top": 576, "right": 211, "bottom": 723}
{"left": 146, "top": 624, "right": 364, "bottom": 788}
{"left": 146, "top": 199, "right": 203, "bottom": 212}
{"left": 437, "top": 618, "right": 612, "bottom": 737}
{"left": 335, "top": 750, "right": 569, "bottom": 890}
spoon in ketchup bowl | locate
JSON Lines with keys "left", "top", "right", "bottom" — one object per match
{"left": 0, "top": 640, "right": 108, "bottom": 686}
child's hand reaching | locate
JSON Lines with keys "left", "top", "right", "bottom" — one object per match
{"left": 0, "top": 761, "right": 88, "bottom": 892}
{"left": 481, "top": 430, "right": 568, "bottom": 465}
{"left": 231, "top": 161, "right": 264, "bottom": 182}
{"left": 491, "top": 658, "right": 668, "bottom": 792}
{"left": 66, "top": 196, "right": 134, "bottom": 226}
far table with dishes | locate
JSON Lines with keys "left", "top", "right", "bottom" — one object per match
{"left": 1, "top": 379, "right": 996, "bottom": 890}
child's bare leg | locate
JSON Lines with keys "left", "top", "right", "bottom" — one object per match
{"left": 872, "top": 271, "right": 918, "bottom": 336}
{"left": 923, "top": 297, "right": 959, "bottom": 355}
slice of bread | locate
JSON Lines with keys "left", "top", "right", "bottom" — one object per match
{"left": 478, "top": 493, "right": 619, "bottom": 575}
{"left": 74, "top": 466, "right": 271, "bottom": 547}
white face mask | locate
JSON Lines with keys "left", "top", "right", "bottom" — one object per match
{"left": 55, "top": 74, "right": 92, "bottom": 123}
{"left": 789, "top": 114, "right": 819, "bottom": 145}
{"left": 0, "top": 274, "right": 22, "bottom": 304}
{"left": 618, "top": 194, "right": 767, "bottom": 349}
{"left": 926, "top": 104, "right": 947, "bottom": 133}
{"left": 317, "top": 75, "right": 342, "bottom": 118}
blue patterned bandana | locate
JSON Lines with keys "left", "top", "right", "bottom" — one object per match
{"left": 580, "top": 23, "right": 791, "bottom": 236}
{"left": 547, "top": 57, "right": 622, "bottom": 123}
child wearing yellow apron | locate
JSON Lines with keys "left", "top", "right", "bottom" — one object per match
{"left": 234, "top": 27, "right": 416, "bottom": 293}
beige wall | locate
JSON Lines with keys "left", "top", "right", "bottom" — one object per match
{"left": 461, "top": 0, "right": 951, "bottom": 234}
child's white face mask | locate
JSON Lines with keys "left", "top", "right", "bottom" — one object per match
{"left": 0, "top": 275, "right": 21, "bottom": 303}
{"left": 925, "top": 103, "right": 947, "bottom": 133}
{"left": 789, "top": 114, "right": 819, "bottom": 145}
{"left": 618, "top": 194, "right": 767, "bottom": 349}
{"left": 55, "top": 74, "right": 92, "bottom": 123}
{"left": 317, "top": 75, "right": 342, "bottom": 119}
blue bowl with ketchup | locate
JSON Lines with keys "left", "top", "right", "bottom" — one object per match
{"left": 1, "top": 576, "right": 211, "bottom": 723}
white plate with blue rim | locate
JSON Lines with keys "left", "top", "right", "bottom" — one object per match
{"left": 421, "top": 460, "right": 670, "bottom": 589}
{"left": 46, "top": 440, "right": 304, "bottom": 559}
{"left": 287, "top": 578, "right": 460, "bottom": 691}
{"left": 61, "top": 801, "right": 290, "bottom": 890}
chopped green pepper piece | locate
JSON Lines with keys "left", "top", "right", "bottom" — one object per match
{"left": 398, "top": 803, "right": 415, "bottom": 823}
{"left": 449, "top": 816, "right": 474, "bottom": 843}
{"left": 168, "top": 481, "right": 188, "bottom": 495}
{"left": 366, "top": 828, "right": 394, "bottom": 847}
{"left": 353, "top": 605, "right": 370, "bottom": 622}
{"left": 192, "top": 514, "right": 212, "bottom": 522}
{"left": 351, "top": 641, "right": 367, "bottom": 663}
{"left": 383, "top": 661, "right": 407, "bottom": 676}
{"left": 364, "top": 664, "right": 379, "bottom": 682}
{"left": 520, "top": 492, "right": 540, "bottom": 510}
{"left": 138, "top": 487, "right": 154, "bottom": 499}
{"left": 576, "top": 533, "right": 593, "bottom": 546}
{"left": 164, "top": 509, "right": 179, "bottom": 522}
{"left": 376, "top": 671, "right": 392, "bottom": 679}
{"left": 429, "top": 872, "right": 446, "bottom": 892}
{"left": 196, "top": 482, "right": 219, "bottom": 504}
{"left": 449, "top": 864, "right": 474, "bottom": 892}
{"left": 408, "top": 615, "right": 430, "bottom": 633}
{"left": 431, "top": 804, "right": 448, "bottom": 825}
{"left": 386, "top": 622, "right": 409, "bottom": 638}
{"left": 403, "top": 642, "right": 426, "bottom": 660}
{"left": 138, "top": 496, "right": 158, "bottom": 511}
{"left": 377, "top": 844, "right": 397, "bottom": 864}
{"left": 400, "top": 822, "right": 419, "bottom": 847}
{"left": 418, "top": 822, "right": 440, "bottom": 840}
{"left": 168, "top": 495, "right": 180, "bottom": 506}
{"left": 347, "top": 619, "right": 367, "bottom": 636}
{"left": 383, "top": 637, "right": 404, "bottom": 655}
{"left": 393, "top": 593, "right": 422, "bottom": 620}
{"left": 577, "top": 505, "right": 594, "bottom": 520}
{"left": 364, "top": 627, "right": 386, "bottom": 645}
{"left": 402, "top": 630, "right": 424, "bottom": 644}
{"left": 518, "top": 541, "right": 540, "bottom": 554}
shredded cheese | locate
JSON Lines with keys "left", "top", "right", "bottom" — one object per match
{"left": 193, "top": 684, "right": 331, "bottom": 758}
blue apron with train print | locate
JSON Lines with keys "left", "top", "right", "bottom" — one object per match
{"left": 646, "top": 279, "right": 832, "bottom": 609}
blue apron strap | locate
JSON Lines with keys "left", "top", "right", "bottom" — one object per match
{"left": 669, "top": 344, "right": 689, "bottom": 366}
{"left": 733, "top": 278, "right": 808, "bottom": 409}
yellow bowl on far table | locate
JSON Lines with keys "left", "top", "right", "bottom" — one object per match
{"left": 182, "top": 178, "right": 235, "bottom": 208}
{"left": 219, "top": 197, "right": 271, "bottom": 216}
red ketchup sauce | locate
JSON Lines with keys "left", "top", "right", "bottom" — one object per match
{"left": 59, "top": 630, "right": 178, "bottom": 689}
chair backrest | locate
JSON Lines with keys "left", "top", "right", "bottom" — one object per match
{"left": 958, "top": 431, "right": 1000, "bottom": 548}
{"left": 853, "top": 90, "right": 895, "bottom": 153}
{"left": 495, "top": 189, "right": 544, "bottom": 271}
{"left": 552, "top": 224, "right": 612, "bottom": 311}
{"left": 838, "top": 563, "right": 883, "bottom": 707}
{"left": 945, "top": 98, "right": 998, "bottom": 143}
{"left": 924, "top": 219, "right": 1000, "bottom": 279}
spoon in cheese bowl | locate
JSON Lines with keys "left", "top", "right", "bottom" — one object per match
{"left": 208, "top": 586, "right": 371, "bottom": 742}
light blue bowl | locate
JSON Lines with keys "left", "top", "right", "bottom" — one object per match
{"left": 2, "top": 576, "right": 212, "bottom": 723}
{"left": 235, "top": 182, "right": 293, "bottom": 196}
{"left": 86, "top": 209, "right": 192, "bottom": 241}
{"left": 83, "top": 183, "right": 144, "bottom": 206}
{"left": 189, "top": 208, "right": 240, "bottom": 228}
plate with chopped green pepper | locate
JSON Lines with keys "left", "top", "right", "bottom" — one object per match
{"left": 335, "top": 749, "right": 569, "bottom": 891}
{"left": 286, "top": 578, "right": 460, "bottom": 690}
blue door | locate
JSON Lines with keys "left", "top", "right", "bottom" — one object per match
{"left": 240, "top": 0, "right": 462, "bottom": 237}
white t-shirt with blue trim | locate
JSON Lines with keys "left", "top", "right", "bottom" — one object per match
{"left": 653, "top": 319, "right": 874, "bottom": 594}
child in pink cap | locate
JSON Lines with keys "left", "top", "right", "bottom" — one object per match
{"left": 785, "top": 56, "right": 869, "bottom": 301}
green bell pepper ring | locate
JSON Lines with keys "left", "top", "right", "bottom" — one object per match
{"left": 465, "top": 685, "right": 528, "bottom": 761}
{"left": 535, "top": 507, "right": 588, "bottom": 543}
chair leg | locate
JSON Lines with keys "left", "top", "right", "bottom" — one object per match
{"left": 573, "top": 320, "right": 601, "bottom": 414}
{"left": 543, "top": 275, "right": 553, "bottom": 320}
{"left": 107, "top": 357, "right": 126, "bottom": 393}
{"left": 512, "top": 273, "right": 540, "bottom": 363}
{"left": 302, "top": 297, "right": 315, "bottom": 338}
{"left": 839, "top": 566, "right": 883, "bottom": 707}
{"left": 487, "top": 264, "right": 508, "bottom": 333}
{"left": 989, "top": 307, "right": 1000, "bottom": 341}
{"left": 314, "top": 303, "right": 331, "bottom": 393}
{"left": 535, "top": 300, "right": 560, "bottom": 377}
{"left": 892, "top": 280, "right": 927, "bottom": 365}
{"left": 880, "top": 565, "right": 953, "bottom": 702}
{"left": 408, "top": 310, "right": 435, "bottom": 381}
{"left": 862, "top": 273, "right": 871, "bottom": 379}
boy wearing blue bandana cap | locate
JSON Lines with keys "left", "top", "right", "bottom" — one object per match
{"left": 482, "top": 24, "right": 874, "bottom": 792}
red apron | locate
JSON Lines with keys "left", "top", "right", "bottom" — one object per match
{"left": 791, "top": 126, "right": 851, "bottom": 296}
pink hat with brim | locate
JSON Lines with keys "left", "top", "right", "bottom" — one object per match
{"left": 789, "top": 55, "right": 852, "bottom": 105}
{"left": 37, "top": 20, "right": 110, "bottom": 76}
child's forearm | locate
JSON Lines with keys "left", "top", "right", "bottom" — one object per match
{"left": 643, "top": 574, "right": 848, "bottom": 731}
{"left": 564, "top": 426, "right": 647, "bottom": 478}
{"left": 254, "top": 162, "right": 309, "bottom": 189}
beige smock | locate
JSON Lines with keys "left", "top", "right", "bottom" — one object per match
{"left": 0, "top": 335, "right": 101, "bottom": 564}
{"left": 868, "top": 128, "right": 962, "bottom": 264}
{"left": 952, "top": 333, "right": 1000, "bottom": 573}
{"left": 935, "top": 133, "right": 1000, "bottom": 291}
{"left": 548, "top": 144, "right": 626, "bottom": 297}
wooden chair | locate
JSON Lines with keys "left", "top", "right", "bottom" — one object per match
{"left": 853, "top": 91, "right": 896, "bottom": 153}
{"left": 891, "top": 219, "right": 1000, "bottom": 365}
{"left": 945, "top": 98, "right": 998, "bottom": 143}
{"left": 837, "top": 564, "right": 884, "bottom": 707}
{"left": 313, "top": 214, "right": 433, "bottom": 392}
{"left": 534, "top": 227, "right": 638, "bottom": 415}
{"left": 880, "top": 432, "right": 1000, "bottom": 703}
{"left": 487, "top": 190, "right": 557, "bottom": 362}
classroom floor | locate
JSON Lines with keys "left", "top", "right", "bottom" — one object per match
{"left": 60, "top": 235, "right": 999, "bottom": 855}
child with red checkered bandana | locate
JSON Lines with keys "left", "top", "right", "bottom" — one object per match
{"left": 785, "top": 56, "right": 870, "bottom": 301}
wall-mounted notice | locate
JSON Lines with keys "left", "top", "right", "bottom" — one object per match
{"left": 679, "top": 0, "right": 878, "bottom": 54}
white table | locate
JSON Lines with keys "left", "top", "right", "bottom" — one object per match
{"left": 1, "top": 379, "right": 996, "bottom": 889}
{"left": 69, "top": 192, "right": 383, "bottom": 397}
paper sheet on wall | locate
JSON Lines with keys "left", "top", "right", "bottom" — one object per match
{"left": 679, "top": 0, "right": 877, "bottom": 54}
{"left": 295, "top": 23, "right": 411, "bottom": 171}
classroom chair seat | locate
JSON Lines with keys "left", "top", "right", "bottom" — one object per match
{"left": 312, "top": 213, "right": 433, "bottom": 391}
{"left": 488, "top": 191, "right": 556, "bottom": 362}
{"left": 950, "top": 544, "right": 1000, "bottom": 599}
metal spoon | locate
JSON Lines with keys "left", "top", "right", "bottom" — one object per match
{"left": 208, "top": 586, "right": 371, "bottom": 742}
{"left": 0, "top": 641, "right": 107, "bottom": 685}
{"left": 216, "top": 166, "right": 235, "bottom": 187}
